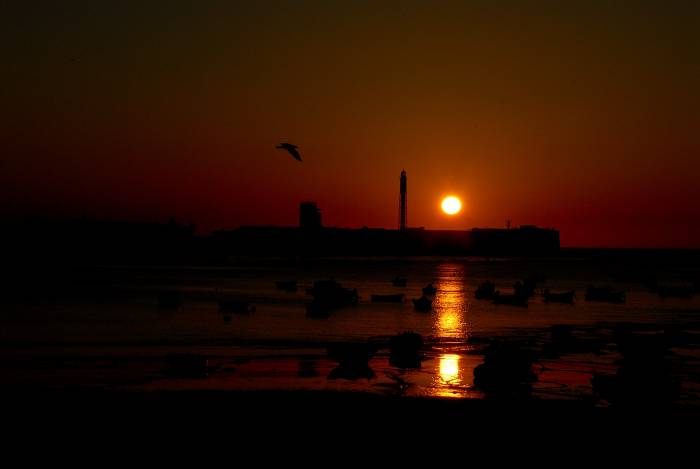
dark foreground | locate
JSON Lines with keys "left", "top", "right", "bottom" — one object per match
{"left": 6, "top": 389, "right": 700, "bottom": 435}
{"left": 5, "top": 390, "right": 700, "bottom": 465}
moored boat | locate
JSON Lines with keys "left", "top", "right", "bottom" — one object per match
{"left": 475, "top": 281, "right": 496, "bottom": 300}
{"left": 492, "top": 291, "right": 528, "bottom": 307}
{"left": 305, "top": 279, "right": 359, "bottom": 318}
{"left": 412, "top": 295, "right": 432, "bottom": 311}
{"left": 306, "top": 280, "right": 359, "bottom": 306}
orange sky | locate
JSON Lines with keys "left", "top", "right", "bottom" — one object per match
{"left": 2, "top": 1, "right": 699, "bottom": 247}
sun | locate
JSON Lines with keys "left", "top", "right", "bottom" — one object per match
{"left": 441, "top": 196, "right": 462, "bottom": 215}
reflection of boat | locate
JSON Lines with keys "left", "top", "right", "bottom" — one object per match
{"left": 275, "top": 280, "right": 298, "bottom": 292}
{"left": 392, "top": 276, "right": 407, "bottom": 287}
{"left": 585, "top": 286, "right": 625, "bottom": 303}
{"left": 327, "top": 341, "right": 377, "bottom": 380}
{"left": 327, "top": 342, "right": 377, "bottom": 364}
{"left": 492, "top": 291, "right": 528, "bottom": 307}
{"left": 473, "top": 343, "right": 537, "bottom": 397}
{"left": 412, "top": 295, "right": 432, "bottom": 311}
{"left": 218, "top": 300, "right": 255, "bottom": 314}
{"left": 157, "top": 291, "right": 183, "bottom": 310}
{"left": 422, "top": 283, "right": 437, "bottom": 296}
{"left": 475, "top": 281, "right": 496, "bottom": 300}
{"left": 371, "top": 293, "right": 405, "bottom": 303}
{"left": 592, "top": 331, "right": 680, "bottom": 405}
{"left": 543, "top": 289, "right": 575, "bottom": 304}
{"left": 389, "top": 332, "right": 423, "bottom": 369}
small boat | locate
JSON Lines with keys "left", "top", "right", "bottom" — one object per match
{"left": 157, "top": 291, "right": 183, "bottom": 310}
{"left": 475, "top": 281, "right": 496, "bottom": 300}
{"left": 392, "top": 276, "right": 407, "bottom": 287}
{"left": 492, "top": 291, "right": 528, "bottom": 307}
{"left": 371, "top": 293, "right": 405, "bottom": 303}
{"left": 412, "top": 295, "right": 432, "bottom": 312}
{"left": 306, "top": 280, "right": 359, "bottom": 307}
{"left": 543, "top": 289, "right": 575, "bottom": 304}
{"left": 218, "top": 300, "right": 255, "bottom": 314}
{"left": 275, "top": 280, "right": 298, "bottom": 292}
{"left": 585, "top": 286, "right": 625, "bottom": 303}
{"left": 422, "top": 283, "right": 437, "bottom": 296}
{"left": 513, "top": 279, "right": 537, "bottom": 298}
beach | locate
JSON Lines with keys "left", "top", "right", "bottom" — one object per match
{"left": 2, "top": 253, "right": 700, "bottom": 408}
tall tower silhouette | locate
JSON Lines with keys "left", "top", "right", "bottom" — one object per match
{"left": 399, "top": 170, "right": 407, "bottom": 231}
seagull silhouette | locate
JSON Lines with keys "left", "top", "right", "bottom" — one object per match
{"left": 276, "top": 143, "right": 302, "bottom": 162}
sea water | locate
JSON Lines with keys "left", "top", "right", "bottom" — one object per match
{"left": 2, "top": 252, "right": 699, "bottom": 399}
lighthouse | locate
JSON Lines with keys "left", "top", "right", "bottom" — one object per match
{"left": 399, "top": 170, "right": 407, "bottom": 231}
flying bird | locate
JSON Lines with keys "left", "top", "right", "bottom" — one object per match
{"left": 276, "top": 143, "right": 302, "bottom": 162}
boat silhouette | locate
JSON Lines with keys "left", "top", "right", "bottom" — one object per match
{"left": 412, "top": 295, "right": 432, "bottom": 311}
{"left": 492, "top": 291, "right": 528, "bottom": 307}
{"left": 475, "top": 281, "right": 496, "bottom": 300}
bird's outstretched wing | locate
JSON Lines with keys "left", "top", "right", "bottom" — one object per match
{"left": 287, "top": 146, "right": 302, "bottom": 161}
{"left": 276, "top": 143, "right": 302, "bottom": 162}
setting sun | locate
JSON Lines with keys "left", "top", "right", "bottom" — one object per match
{"left": 441, "top": 196, "right": 462, "bottom": 215}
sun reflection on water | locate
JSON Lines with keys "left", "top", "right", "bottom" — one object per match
{"left": 439, "top": 354, "right": 462, "bottom": 385}
{"left": 427, "top": 263, "right": 474, "bottom": 397}
{"left": 432, "top": 263, "right": 469, "bottom": 339}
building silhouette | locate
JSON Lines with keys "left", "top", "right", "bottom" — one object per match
{"left": 209, "top": 169, "right": 560, "bottom": 256}
{"left": 299, "top": 202, "right": 322, "bottom": 230}
{"left": 399, "top": 170, "right": 407, "bottom": 231}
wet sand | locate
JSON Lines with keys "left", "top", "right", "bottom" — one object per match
{"left": 3, "top": 255, "right": 700, "bottom": 445}
{"left": 3, "top": 321, "right": 700, "bottom": 405}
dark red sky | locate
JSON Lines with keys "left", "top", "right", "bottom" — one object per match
{"left": 2, "top": 1, "right": 699, "bottom": 247}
